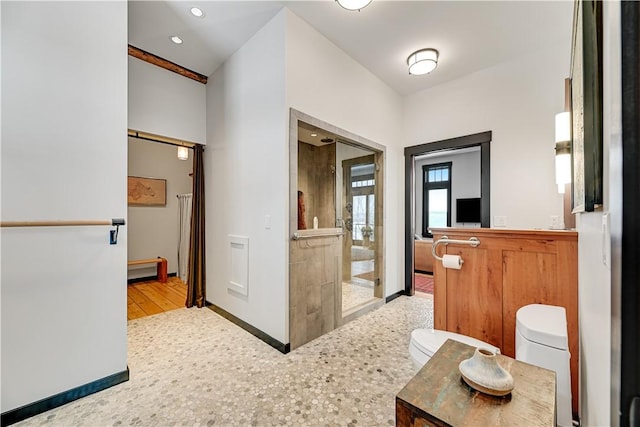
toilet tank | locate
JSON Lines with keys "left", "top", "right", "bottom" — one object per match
{"left": 516, "top": 304, "right": 572, "bottom": 427}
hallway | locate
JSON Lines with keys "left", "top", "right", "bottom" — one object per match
{"left": 17, "top": 296, "right": 433, "bottom": 426}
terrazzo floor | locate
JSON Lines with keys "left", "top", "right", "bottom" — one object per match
{"left": 16, "top": 295, "right": 434, "bottom": 427}
{"left": 341, "top": 281, "right": 375, "bottom": 311}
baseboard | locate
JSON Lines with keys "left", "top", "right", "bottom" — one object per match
{"left": 385, "top": 289, "right": 407, "bottom": 303}
{"left": 1, "top": 368, "right": 129, "bottom": 426}
{"left": 127, "top": 272, "right": 177, "bottom": 284}
{"left": 206, "top": 301, "right": 290, "bottom": 354}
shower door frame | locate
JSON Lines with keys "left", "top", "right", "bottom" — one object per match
{"left": 288, "top": 108, "right": 386, "bottom": 333}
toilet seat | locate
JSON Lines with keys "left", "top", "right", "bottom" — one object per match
{"left": 409, "top": 329, "right": 499, "bottom": 366}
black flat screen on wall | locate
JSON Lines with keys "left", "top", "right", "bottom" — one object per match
{"left": 456, "top": 198, "right": 481, "bottom": 223}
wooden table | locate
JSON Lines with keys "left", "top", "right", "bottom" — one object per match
{"left": 396, "top": 339, "right": 556, "bottom": 426}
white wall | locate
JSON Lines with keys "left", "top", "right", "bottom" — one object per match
{"left": 285, "top": 9, "right": 405, "bottom": 297}
{"left": 414, "top": 150, "right": 481, "bottom": 235}
{"left": 205, "top": 11, "right": 288, "bottom": 343}
{"left": 129, "top": 57, "right": 206, "bottom": 144}
{"left": 403, "top": 46, "right": 569, "bottom": 230}
{"left": 577, "top": 1, "right": 619, "bottom": 424}
{"left": 1, "top": 1, "right": 127, "bottom": 412}
{"left": 128, "top": 138, "right": 193, "bottom": 279}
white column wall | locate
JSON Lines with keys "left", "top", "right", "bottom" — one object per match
{"left": 1, "top": 1, "right": 128, "bottom": 412}
{"left": 284, "top": 10, "right": 405, "bottom": 297}
{"left": 403, "top": 46, "right": 569, "bottom": 230}
{"left": 205, "top": 11, "right": 288, "bottom": 343}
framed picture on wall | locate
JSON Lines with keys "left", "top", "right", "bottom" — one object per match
{"left": 127, "top": 176, "right": 167, "bottom": 206}
{"left": 570, "top": 0, "right": 603, "bottom": 213}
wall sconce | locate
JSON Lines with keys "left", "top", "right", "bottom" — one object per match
{"left": 335, "top": 0, "right": 372, "bottom": 11}
{"left": 407, "top": 48, "right": 439, "bottom": 75}
{"left": 177, "top": 146, "right": 189, "bottom": 161}
{"left": 555, "top": 111, "right": 571, "bottom": 193}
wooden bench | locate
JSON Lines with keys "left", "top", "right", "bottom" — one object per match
{"left": 127, "top": 257, "right": 168, "bottom": 283}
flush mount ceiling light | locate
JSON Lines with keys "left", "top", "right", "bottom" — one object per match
{"left": 190, "top": 7, "right": 204, "bottom": 18}
{"left": 177, "top": 146, "right": 189, "bottom": 161}
{"left": 170, "top": 35, "right": 183, "bottom": 45}
{"left": 407, "top": 48, "right": 439, "bottom": 75}
{"left": 335, "top": 0, "right": 372, "bottom": 11}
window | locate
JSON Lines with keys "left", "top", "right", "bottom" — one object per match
{"left": 422, "top": 162, "right": 452, "bottom": 237}
{"left": 351, "top": 172, "right": 375, "bottom": 243}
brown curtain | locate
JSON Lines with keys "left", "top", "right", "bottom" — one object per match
{"left": 186, "top": 144, "right": 206, "bottom": 308}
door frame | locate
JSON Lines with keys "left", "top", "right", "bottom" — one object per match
{"left": 404, "top": 131, "right": 492, "bottom": 295}
{"left": 289, "top": 109, "right": 386, "bottom": 322}
{"left": 614, "top": 1, "right": 639, "bottom": 425}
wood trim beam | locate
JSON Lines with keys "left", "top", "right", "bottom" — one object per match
{"left": 128, "top": 129, "right": 197, "bottom": 148}
{"left": 128, "top": 45, "right": 207, "bottom": 84}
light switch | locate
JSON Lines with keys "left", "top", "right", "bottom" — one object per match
{"left": 264, "top": 215, "right": 271, "bottom": 230}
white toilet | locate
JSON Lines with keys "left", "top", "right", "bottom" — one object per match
{"left": 516, "top": 304, "right": 572, "bottom": 427}
{"left": 409, "top": 328, "right": 500, "bottom": 367}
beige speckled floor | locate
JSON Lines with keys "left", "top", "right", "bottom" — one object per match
{"left": 17, "top": 295, "right": 433, "bottom": 426}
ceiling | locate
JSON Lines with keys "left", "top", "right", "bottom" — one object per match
{"left": 128, "top": 1, "right": 574, "bottom": 96}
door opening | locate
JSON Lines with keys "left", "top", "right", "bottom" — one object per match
{"left": 404, "top": 131, "right": 492, "bottom": 297}
{"left": 126, "top": 133, "right": 194, "bottom": 320}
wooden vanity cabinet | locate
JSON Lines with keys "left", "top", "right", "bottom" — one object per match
{"left": 431, "top": 227, "right": 578, "bottom": 416}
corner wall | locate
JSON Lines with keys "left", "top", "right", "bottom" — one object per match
{"left": 285, "top": 9, "right": 405, "bottom": 297}
{"left": 577, "top": 1, "right": 619, "bottom": 424}
{"left": 403, "top": 46, "right": 570, "bottom": 230}
{"left": 1, "top": 1, "right": 128, "bottom": 412}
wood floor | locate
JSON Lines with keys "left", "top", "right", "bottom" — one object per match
{"left": 127, "top": 276, "right": 188, "bottom": 320}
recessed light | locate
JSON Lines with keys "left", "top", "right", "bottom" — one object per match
{"left": 170, "top": 36, "right": 183, "bottom": 45}
{"left": 190, "top": 7, "right": 204, "bottom": 18}
{"left": 311, "top": 133, "right": 317, "bottom": 137}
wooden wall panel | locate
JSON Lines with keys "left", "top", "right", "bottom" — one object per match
{"left": 444, "top": 247, "right": 502, "bottom": 349}
{"left": 502, "top": 250, "right": 558, "bottom": 357}
{"left": 431, "top": 228, "right": 578, "bottom": 416}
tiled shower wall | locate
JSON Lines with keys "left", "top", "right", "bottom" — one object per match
{"left": 289, "top": 235, "right": 342, "bottom": 350}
